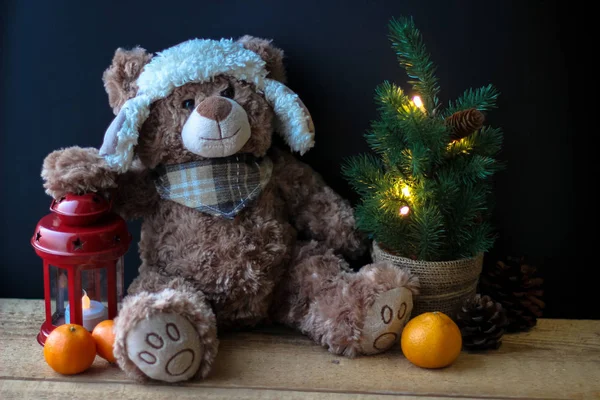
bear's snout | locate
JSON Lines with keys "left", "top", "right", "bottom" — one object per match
{"left": 197, "top": 97, "right": 233, "bottom": 121}
{"left": 181, "top": 96, "right": 251, "bottom": 158}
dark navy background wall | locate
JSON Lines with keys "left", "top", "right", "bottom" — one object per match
{"left": 1, "top": 1, "right": 586, "bottom": 317}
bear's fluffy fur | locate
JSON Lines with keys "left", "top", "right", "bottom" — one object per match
{"left": 41, "top": 36, "right": 419, "bottom": 382}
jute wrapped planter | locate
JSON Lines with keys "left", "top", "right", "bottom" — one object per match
{"left": 371, "top": 241, "right": 483, "bottom": 319}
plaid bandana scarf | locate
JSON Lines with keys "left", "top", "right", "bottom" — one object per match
{"left": 153, "top": 154, "right": 273, "bottom": 219}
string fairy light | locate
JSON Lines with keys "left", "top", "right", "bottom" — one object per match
{"left": 412, "top": 95, "right": 424, "bottom": 110}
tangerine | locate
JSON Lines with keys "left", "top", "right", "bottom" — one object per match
{"left": 92, "top": 320, "right": 117, "bottom": 363}
{"left": 400, "top": 311, "right": 462, "bottom": 368}
{"left": 43, "top": 324, "right": 97, "bottom": 375}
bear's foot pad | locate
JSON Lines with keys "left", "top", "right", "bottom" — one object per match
{"left": 359, "top": 287, "right": 413, "bottom": 355}
{"left": 126, "top": 312, "right": 203, "bottom": 382}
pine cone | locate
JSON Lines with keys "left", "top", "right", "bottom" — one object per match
{"left": 479, "top": 256, "right": 545, "bottom": 332}
{"left": 456, "top": 294, "right": 508, "bottom": 351}
{"left": 445, "top": 108, "right": 485, "bottom": 140}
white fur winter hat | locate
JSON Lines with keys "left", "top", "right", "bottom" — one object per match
{"left": 100, "top": 38, "right": 315, "bottom": 173}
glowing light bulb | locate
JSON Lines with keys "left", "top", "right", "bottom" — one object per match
{"left": 399, "top": 206, "right": 410, "bottom": 216}
{"left": 82, "top": 291, "right": 91, "bottom": 310}
{"left": 401, "top": 186, "right": 411, "bottom": 197}
{"left": 412, "top": 96, "right": 424, "bottom": 109}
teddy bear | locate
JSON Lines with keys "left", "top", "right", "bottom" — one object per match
{"left": 41, "top": 36, "right": 419, "bottom": 383}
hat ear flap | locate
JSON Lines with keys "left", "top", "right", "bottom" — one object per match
{"left": 99, "top": 107, "right": 126, "bottom": 157}
{"left": 99, "top": 96, "right": 151, "bottom": 173}
{"left": 263, "top": 79, "right": 315, "bottom": 155}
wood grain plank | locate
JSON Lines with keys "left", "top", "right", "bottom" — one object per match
{"left": 0, "top": 379, "right": 489, "bottom": 400}
{"left": 1, "top": 299, "right": 599, "bottom": 399}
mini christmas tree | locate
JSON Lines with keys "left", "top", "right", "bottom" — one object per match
{"left": 343, "top": 16, "right": 504, "bottom": 261}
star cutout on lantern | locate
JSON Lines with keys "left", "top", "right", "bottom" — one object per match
{"left": 114, "top": 235, "right": 121, "bottom": 243}
{"left": 35, "top": 231, "right": 42, "bottom": 242}
{"left": 72, "top": 238, "right": 84, "bottom": 250}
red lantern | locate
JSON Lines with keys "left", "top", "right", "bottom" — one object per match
{"left": 31, "top": 193, "right": 131, "bottom": 345}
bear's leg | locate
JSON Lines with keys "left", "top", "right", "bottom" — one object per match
{"left": 272, "top": 241, "right": 419, "bottom": 357}
{"left": 114, "top": 272, "right": 218, "bottom": 382}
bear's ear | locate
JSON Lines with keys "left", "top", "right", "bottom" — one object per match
{"left": 238, "top": 35, "right": 286, "bottom": 83}
{"left": 102, "top": 47, "right": 152, "bottom": 115}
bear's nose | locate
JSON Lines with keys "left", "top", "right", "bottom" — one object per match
{"left": 196, "top": 96, "right": 233, "bottom": 121}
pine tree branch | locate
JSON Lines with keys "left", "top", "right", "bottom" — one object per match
{"left": 375, "top": 81, "right": 410, "bottom": 110}
{"left": 442, "top": 181, "right": 491, "bottom": 256}
{"left": 471, "top": 126, "right": 504, "bottom": 157}
{"left": 397, "top": 148, "right": 415, "bottom": 177}
{"left": 365, "top": 82, "right": 412, "bottom": 159}
{"left": 342, "top": 154, "right": 386, "bottom": 197}
{"left": 388, "top": 17, "right": 440, "bottom": 113}
{"left": 355, "top": 197, "right": 412, "bottom": 255}
{"left": 445, "top": 85, "right": 500, "bottom": 117}
{"left": 430, "top": 171, "right": 461, "bottom": 213}
{"left": 366, "top": 117, "right": 406, "bottom": 156}
{"left": 447, "top": 155, "right": 499, "bottom": 184}
{"left": 445, "top": 135, "right": 474, "bottom": 158}
{"left": 445, "top": 125, "right": 504, "bottom": 159}
{"left": 408, "top": 204, "right": 445, "bottom": 260}
{"left": 457, "top": 221, "right": 496, "bottom": 259}
{"left": 406, "top": 144, "right": 430, "bottom": 177}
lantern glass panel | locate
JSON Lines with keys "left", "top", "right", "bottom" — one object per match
{"left": 78, "top": 258, "right": 124, "bottom": 312}
{"left": 49, "top": 266, "right": 68, "bottom": 326}
{"left": 81, "top": 267, "right": 108, "bottom": 305}
{"left": 74, "top": 258, "right": 125, "bottom": 330}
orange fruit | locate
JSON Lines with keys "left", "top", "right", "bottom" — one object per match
{"left": 43, "top": 324, "right": 97, "bottom": 375}
{"left": 401, "top": 311, "right": 462, "bottom": 369}
{"left": 92, "top": 320, "right": 117, "bottom": 363}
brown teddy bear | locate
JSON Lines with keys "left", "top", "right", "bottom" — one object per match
{"left": 41, "top": 36, "right": 419, "bottom": 383}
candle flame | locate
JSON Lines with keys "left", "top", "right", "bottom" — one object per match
{"left": 82, "top": 291, "right": 91, "bottom": 309}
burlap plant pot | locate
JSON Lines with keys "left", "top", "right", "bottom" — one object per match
{"left": 371, "top": 241, "right": 483, "bottom": 319}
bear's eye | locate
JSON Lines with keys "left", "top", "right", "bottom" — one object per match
{"left": 182, "top": 99, "right": 195, "bottom": 110}
{"left": 220, "top": 85, "right": 235, "bottom": 99}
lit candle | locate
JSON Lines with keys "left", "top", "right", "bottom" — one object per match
{"left": 65, "top": 291, "right": 108, "bottom": 331}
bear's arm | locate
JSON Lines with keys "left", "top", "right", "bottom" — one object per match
{"left": 42, "top": 146, "right": 158, "bottom": 220}
{"left": 271, "top": 148, "right": 366, "bottom": 258}
{"left": 112, "top": 159, "right": 160, "bottom": 220}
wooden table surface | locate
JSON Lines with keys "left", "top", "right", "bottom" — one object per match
{"left": 1, "top": 299, "right": 599, "bottom": 400}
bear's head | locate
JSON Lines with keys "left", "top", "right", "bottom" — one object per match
{"left": 99, "top": 36, "right": 314, "bottom": 171}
